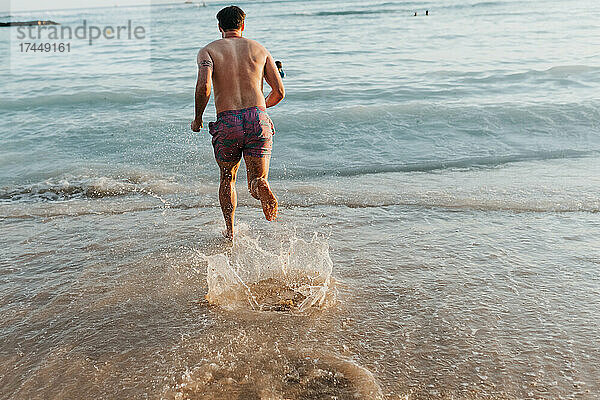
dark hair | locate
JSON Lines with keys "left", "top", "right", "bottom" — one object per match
{"left": 275, "top": 61, "right": 282, "bottom": 68}
{"left": 217, "top": 6, "right": 245, "bottom": 31}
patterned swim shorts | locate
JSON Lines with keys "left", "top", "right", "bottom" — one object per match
{"left": 208, "top": 106, "right": 275, "bottom": 162}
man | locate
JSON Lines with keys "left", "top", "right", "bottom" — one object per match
{"left": 191, "top": 6, "right": 285, "bottom": 239}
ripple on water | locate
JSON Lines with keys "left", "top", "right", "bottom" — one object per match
{"left": 164, "top": 349, "right": 384, "bottom": 400}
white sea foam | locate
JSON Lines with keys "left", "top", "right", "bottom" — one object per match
{"left": 202, "top": 230, "right": 336, "bottom": 312}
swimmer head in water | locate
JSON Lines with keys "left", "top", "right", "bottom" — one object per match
{"left": 275, "top": 60, "right": 285, "bottom": 78}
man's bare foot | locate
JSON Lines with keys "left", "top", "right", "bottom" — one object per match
{"left": 222, "top": 229, "right": 234, "bottom": 240}
{"left": 251, "top": 178, "right": 278, "bottom": 221}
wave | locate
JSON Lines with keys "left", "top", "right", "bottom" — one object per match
{"left": 271, "top": 152, "right": 598, "bottom": 180}
{"left": 287, "top": 81, "right": 598, "bottom": 106}
{"left": 455, "top": 65, "right": 600, "bottom": 86}
{"left": 0, "top": 201, "right": 202, "bottom": 220}
{"left": 322, "top": 150, "right": 597, "bottom": 178}
{"left": 286, "top": 199, "right": 600, "bottom": 214}
{"left": 3, "top": 162, "right": 600, "bottom": 220}
{"left": 1, "top": 148, "right": 597, "bottom": 204}
{"left": 273, "top": 101, "right": 600, "bottom": 163}
{"left": 2, "top": 189, "right": 597, "bottom": 221}
{"left": 0, "top": 174, "right": 189, "bottom": 202}
{"left": 2, "top": 66, "right": 597, "bottom": 111}
{"left": 292, "top": 9, "right": 401, "bottom": 17}
{"left": 456, "top": 1, "right": 504, "bottom": 8}
{"left": 544, "top": 65, "right": 600, "bottom": 76}
{"left": 440, "top": 1, "right": 508, "bottom": 10}
{"left": 0, "top": 89, "right": 168, "bottom": 110}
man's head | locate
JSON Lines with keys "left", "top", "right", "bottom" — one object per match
{"left": 217, "top": 6, "right": 245, "bottom": 32}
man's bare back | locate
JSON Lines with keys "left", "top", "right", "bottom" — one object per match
{"left": 190, "top": 6, "right": 285, "bottom": 239}
{"left": 201, "top": 37, "right": 280, "bottom": 113}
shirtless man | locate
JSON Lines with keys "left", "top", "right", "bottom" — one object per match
{"left": 191, "top": 6, "right": 285, "bottom": 239}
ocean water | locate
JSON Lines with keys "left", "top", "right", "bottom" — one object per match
{"left": 1, "top": 0, "right": 600, "bottom": 398}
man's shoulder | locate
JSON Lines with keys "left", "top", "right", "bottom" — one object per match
{"left": 246, "top": 38, "right": 270, "bottom": 55}
{"left": 199, "top": 38, "right": 268, "bottom": 59}
{"left": 202, "top": 39, "right": 225, "bottom": 52}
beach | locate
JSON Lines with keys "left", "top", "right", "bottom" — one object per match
{"left": 1, "top": 0, "right": 599, "bottom": 398}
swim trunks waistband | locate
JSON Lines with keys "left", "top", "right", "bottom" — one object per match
{"left": 217, "top": 106, "right": 267, "bottom": 119}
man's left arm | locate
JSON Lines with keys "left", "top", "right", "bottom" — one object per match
{"left": 191, "top": 49, "right": 213, "bottom": 132}
{"left": 263, "top": 52, "right": 285, "bottom": 108}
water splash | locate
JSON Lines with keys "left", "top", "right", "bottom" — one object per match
{"left": 202, "top": 231, "right": 336, "bottom": 312}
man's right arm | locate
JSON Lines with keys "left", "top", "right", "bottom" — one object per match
{"left": 191, "top": 48, "right": 213, "bottom": 132}
{"left": 263, "top": 52, "right": 285, "bottom": 108}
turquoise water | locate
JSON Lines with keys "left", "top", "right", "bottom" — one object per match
{"left": 1, "top": 0, "right": 600, "bottom": 398}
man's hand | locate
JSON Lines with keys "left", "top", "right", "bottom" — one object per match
{"left": 191, "top": 118, "right": 203, "bottom": 132}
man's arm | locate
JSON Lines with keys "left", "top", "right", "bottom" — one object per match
{"left": 191, "top": 48, "right": 213, "bottom": 132}
{"left": 264, "top": 52, "right": 285, "bottom": 108}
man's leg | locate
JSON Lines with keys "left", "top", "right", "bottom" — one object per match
{"left": 218, "top": 160, "right": 241, "bottom": 239}
{"left": 244, "top": 154, "right": 277, "bottom": 221}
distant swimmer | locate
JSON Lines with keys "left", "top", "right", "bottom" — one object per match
{"left": 275, "top": 60, "right": 285, "bottom": 78}
{"left": 426, "top": 10, "right": 429, "bottom": 16}
{"left": 414, "top": 12, "right": 417, "bottom": 16}
{"left": 191, "top": 6, "right": 285, "bottom": 239}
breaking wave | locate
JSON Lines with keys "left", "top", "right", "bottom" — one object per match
{"left": 0, "top": 174, "right": 187, "bottom": 202}
{"left": 276, "top": 150, "right": 598, "bottom": 179}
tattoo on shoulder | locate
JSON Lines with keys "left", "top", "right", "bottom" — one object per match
{"left": 199, "top": 59, "right": 213, "bottom": 69}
